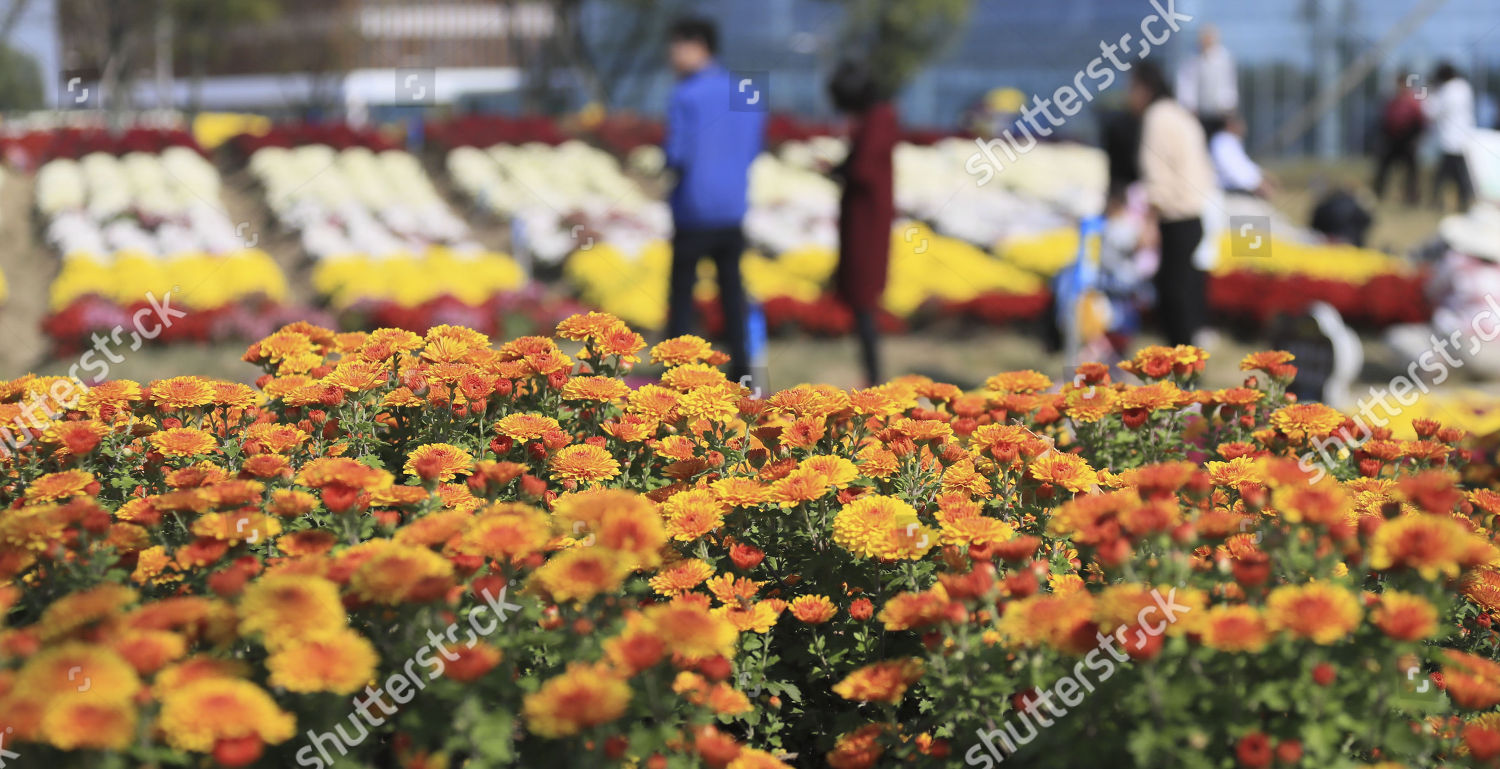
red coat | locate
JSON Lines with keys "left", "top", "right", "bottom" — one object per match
{"left": 835, "top": 102, "right": 899, "bottom": 311}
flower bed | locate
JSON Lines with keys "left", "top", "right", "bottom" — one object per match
{"left": 246, "top": 144, "right": 526, "bottom": 319}
{"left": 563, "top": 228, "right": 1050, "bottom": 334}
{"left": 34, "top": 146, "right": 295, "bottom": 349}
{"left": 447, "top": 136, "right": 1067, "bottom": 336}
{"left": 1, "top": 319, "right": 1498, "bottom": 768}
{"left": 0, "top": 126, "right": 200, "bottom": 168}
{"left": 1000, "top": 227, "right": 1429, "bottom": 328}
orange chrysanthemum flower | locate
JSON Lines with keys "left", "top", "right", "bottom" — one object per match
{"left": 769, "top": 466, "right": 832, "bottom": 508}
{"left": 1028, "top": 451, "right": 1098, "bottom": 493}
{"left": 237, "top": 575, "right": 348, "bottom": 650}
{"left": 593, "top": 325, "right": 647, "bottom": 363}
{"left": 561, "top": 376, "right": 631, "bottom": 402}
{"left": 1464, "top": 570, "right": 1500, "bottom": 613}
{"left": 350, "top": 544, "right": 455, "bottom": 604}
{"left": 999, "top": 590, "right": 1097, "bottom": 653}
{"left": 16, "top": 641, "right": 142, "bottom": 704}
{"left": 404, "top": 443, "right": 475, "bottom": 482}
{"left": 277, "top": 530, "right": 340, "bottom": 558}
{"left": 25, "top": 469, "right": 96, "bottom": 502}
{"left": 789, "top": 595, "right": 838, "bottom": 624}
{"left": 1443, "top": 650, "right": 1500, "bottom": 709}
{"left": 556, "top": 311, "right": 624, "bottom": 342}
{"left": 800, "top": 455, "right": 860, "bottom": 487}
{"left": 711, "top": 477, "right": 771, "bottom": 507}
{"left": 601, "top": 414, "right": 658, "bottom": 443}
{"left": 1063, "top": 384, "right": 1118, "bottom": 422}
{"left": 530, "top": 548, "right": 630, "bottom": 603}
{"left": 43, "top": 419, "right": 110, "bottom": 456}
{"left": 878, "top": 585, "right": 953, "bottom": 632}
{"left": 190, "top": 512, "right": 282, "bottom": 545}
{"left": 1372, "top": 591, "right": 1439, "bottom": 641}
{"left": 296, "top": 457, "right": 395, "bottom": 492}
{"left": 985, "top": 370, "right": 1052, "bottom": 393}
{"left": 495, "top": 412, "right": 563, "bottom": 441}
{"left": 1120, "top": 345, "right": 1208, "bottom": 379}
{"left": 522, "top": 663, "right": 631, "bottom": 737}
{"left": 147, "top": 425, "right": 219, "bottom": 455}
{"left": 456, "top": 508, "right": 550, "bottom": 562}
{"left": 1198, "top": 605, "right": 1271, "bottom": 653}
{"left": 627, "top": 384, "right": 681, "bottom": 421}
{"left": 110, "top": 629, "right": 189, "bottom": 674}
{"left": 1369, "top": 513, "right": 1482, "bottom": 580}
{"left": 715, "top": 601, "right": 784, "bottom": 633}
{"left": 149, "top": 376, "right": 217, "bottom": 410}
{"left": 832, "top": 495, "right": 927, "bottom": 560}
{"left": 1463, "top": 713, "right": 1500, "bottom": 761}
{"left": 856, "top": 444, "right": 899, "bottom": 479}
{"left": 242, "top": 423, "right": 308, "bottom": 454}
{"left": 549, "top": 444, "right": 621, "bottom": 484}
{"left": 266, "top": 628, "right": 379, "bottom": 694}
{"left": 40, "top": 699, "right": 138, "bottom": 751}
{"left": 661, "top": 488, "right": 727, "bottom": 541}
{"left": 827, "top": 724, "right": 885, "bottom": 769}
{"left": 649, "top": 559, "right": 715, "bottom": 596}
{"left": 1118, "top": 381, "right": 1188, "bottom": 412}
{"left": 1265, "top": 583, "right": 1361, "bottom": 644}
{"left": 832, "top": 658, "right": 924, "bottom": 704}
{"left": 650, "top": 335, "right": 716, "bottom": 367}
{"left": 643, "top": 597, "right": 739, "bottom": 661}
{"left": 1239, "top": 350, "right": 1296, "bottom": 380}
{"left": 158, "top": 678, "right": 296, "bottom": 753}
{"left": 1269, "top": 403, "right": 1346, "bottom": 440}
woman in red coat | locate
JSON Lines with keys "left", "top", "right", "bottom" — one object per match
{"left": 831, "top": 61, "right": 898, "bottom": 386}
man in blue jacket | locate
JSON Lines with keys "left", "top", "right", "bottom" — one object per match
{"left": 664, "top": 17, "right": 765, "bottom": 382}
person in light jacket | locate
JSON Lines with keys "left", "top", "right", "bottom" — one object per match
{"left": 1425, "top": 62, "right": 1477, "bottom": 212}
{"left": 1132, "top": 61, "right": 1217, "bottom": 347}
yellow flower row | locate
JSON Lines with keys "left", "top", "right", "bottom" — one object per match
{"left": 311, "top": 249, "right": 528, "bottom": 309}
{"left": 563, "top": 224, "right": 1048, "bottom": 328}
{"left": 996, "top": 226, "right": 1412, "bottom": 282}
{"left": 50, "top": 251, "right": 288, "bottom": 311}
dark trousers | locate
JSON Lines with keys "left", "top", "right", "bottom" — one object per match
{"left": 1434, "top": 152, "right": 1474, "bottom": 211}
{"left": 1155, "top": 217, "right": 1206, "bottom": 347}
{"left": 1373, "top": 134, "right": 1420, "bottom": 204}
{"left": 854, "top": 309, "right": 880, "bottom": 386}
{"left": 668, "top": 226, "right": 749, "bottom": 381}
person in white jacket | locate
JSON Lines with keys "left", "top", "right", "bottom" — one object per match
{"left": 1425, "top": 62, "right": 1477, "bottom": 212}
{"left": 1176, "top": 26, "right": 1238, "bottom": 136}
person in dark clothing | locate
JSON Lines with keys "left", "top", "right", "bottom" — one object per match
{"left": 663, "top": 17, "right": 766, "bottom": 382}
{"left": 1373, "top": 72, "right": 1425, "bottom": 205}
{"left": 1101, "top": 109, "right": 1142, "bottom": 192}
{"left": 1310, "top": 188, "right": 1374, "bottom": 247}
{"left": 829, "top": 60, "right": 898, "bottom": 387}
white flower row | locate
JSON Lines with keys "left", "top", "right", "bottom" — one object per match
{"left": 36, "top": 147, "right": 222, "bottom": 220}
{"left": 441, "top": 135, "right": 1107, "bottom": 267}
{"left": 35, "top": 148, "right": 251, "bottom": 258}
{"left": 250, "top": 145, "right": 476, "bottom": 260}
{"left": 448, "top": 140, "right": 652, "bottom": 218}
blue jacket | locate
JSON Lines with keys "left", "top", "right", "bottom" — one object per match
{"left": 664, "top": 63, "right": 766, "bottom": 229}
